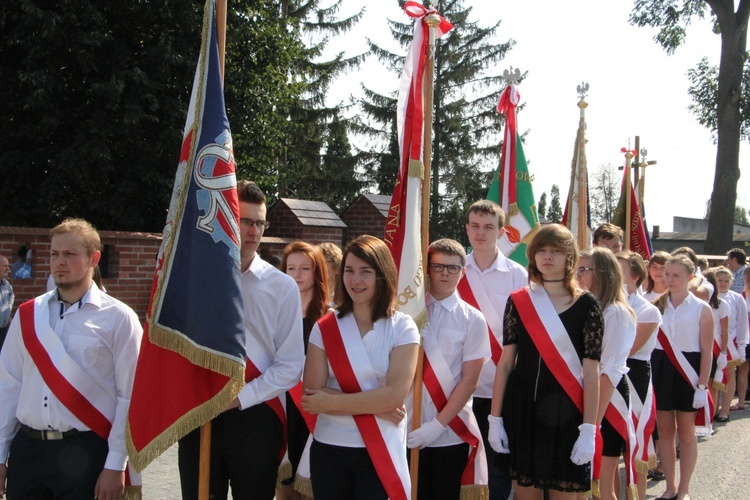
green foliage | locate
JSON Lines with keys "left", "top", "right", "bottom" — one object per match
{"left": 548, "top": 184, "right": 563, "bottom": 223}
{"left": 0, "top": 0, "right": 203, "bottom": 231}
{"left": 687, "top": 56, "right": 750, "bottom": 142}
{"left": 538, "top": 192, "right": 548, "bottom": 218}
{"left": 358, "top": 0, "right": 514, "bottom": 243}
{"left": 629, "top": 0, "right": 709, "bottom": 54}
{"left": 589, "top": 163, "right": 620, "bottom": 227}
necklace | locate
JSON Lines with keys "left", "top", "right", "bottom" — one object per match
{"left": 542, "top": 278, "right": 564, "bottom": 283}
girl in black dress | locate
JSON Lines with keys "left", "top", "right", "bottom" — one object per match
{"left": 489, "top": 224, "right": 604, "bottom": 499}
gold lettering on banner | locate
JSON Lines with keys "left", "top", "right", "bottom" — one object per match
{"left": 384, "top": 204, "right": 401, "bottom": 247}
{"left": 398, "top": 285, "right": 418, "bottom": 306}
{"left": 515, "top": 171, "right": 535, "bottom": 182}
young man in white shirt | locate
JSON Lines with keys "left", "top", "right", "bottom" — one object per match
{"left": 178, "top": 181, "right": 304, "bottom": 499}
{"left": 407, "top": 238, "right": 490, "bottom": 498}
{"left": 458, "top": 200, "right": 527, "bottom": 500}
{"left": 0, "top": 219, "right": 143, "bottom": 499}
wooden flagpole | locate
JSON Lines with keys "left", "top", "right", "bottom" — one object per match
{"left": 198, "top": 2, "right": 227, "bottom": 499}
{"left": 624, "top": 149, "right": 634, "bottom": 251}
{"left": 409, "top": 12, "right": 441, "bottom": 499}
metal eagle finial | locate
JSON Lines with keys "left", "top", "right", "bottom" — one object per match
{"left": 576, "top": 82, "right": 590, "bottom": 101}
{"left": 503, "top": 67, "right": 522, "bottom": 85}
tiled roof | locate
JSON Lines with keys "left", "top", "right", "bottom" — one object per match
{"left": 279, "top": 199, "right": 347, "bottom": 228}
{"left": 654, "top": 232, "right": 750, "bottom": 242}
{"left": 362, "top": 193, "right": 392, "bottom": 217}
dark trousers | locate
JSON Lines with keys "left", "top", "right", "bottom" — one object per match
{"left": 178, "top": 404, "right": 282, "bottom": 500}
{"left": 310, "top": 440, "right": 388, "bottom": 500}
{"left": 6, "top": 429, "right": 107, "bottom": 499}
{"left": 408, "top": 443, "right": 469, "bottom": 500}
{"left": 473, "top": 397, "right": 512, "bottom": 500}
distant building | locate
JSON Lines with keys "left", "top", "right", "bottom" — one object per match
{"left": 340, "top": 193, "right": 390, "bottom": 242}
{"left": 265, "top": 198, "right": 346, "bottom": 259}
{"left": 650, "top": 216, "right": 750, "bottom": 254}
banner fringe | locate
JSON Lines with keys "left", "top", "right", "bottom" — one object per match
{"left": 626, "top": 483, "right": 639, "bottom": 500}
{"left": 711, "top": 379, "right": 727, "bottom": 392}
{"left": 508, "top": 202, "right": 519, "bottom": 216}
{"left": 460, "top": 484, "right": 489, "bottom": 500}
{"left": 126, "top": 377, "right": 242, "bottom": 472}
{"left": 150, "top": 324, "right": 245, "bottom": 380}
{"left": 635, "top": 458, "right": 650, "bottom": 476}
{"left": 591, "top": 478, "right": 600, "bottom": 498}
{"left": 413, "top": 308, "right": 428, "bottom": 332}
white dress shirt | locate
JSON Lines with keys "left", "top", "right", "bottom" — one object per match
{"left": 309, "top": 311, "right": 419, "bottom": 448}
{"left": 464, "top": 251, "right": 528, "bottom": 398}
{"left": 600, "top": 303, "right": 636, "bottom": 387}
{"left": 720, "top": 290, "right": 749, "bottom": 346}
{"left": 413, "top": 292, "right": 490, "bottom": 447}
{"left": 627, "top": 292, "right": 662, "bottom": 361}
{"left": 0, "top": 284, "right": 142, "bottom": 470}
{"left": 660, "top": 293, "right": 705, "bottom": 353}
{"left": 711, "top": 298, "right": 731, "bottom": 344}
{"left": 237, "top": 256, "right": 304, "bottom": 410}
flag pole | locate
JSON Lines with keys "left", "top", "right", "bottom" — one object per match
{"left": 575, "top": 96, "right": 588, "bottom": 250}
{"left": 197, "top": 2, "right": 227, "bottom": 499}
{"left": 624, "top": 149, "right": 634, "bottom": 251}
{"left": 409, "top": 12, "right": 441, "bottom": 499}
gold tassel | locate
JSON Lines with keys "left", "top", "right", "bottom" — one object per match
{"left": 635, "top": 458, "right": 650, "bottom": 476}
{"left": 711, "top": 379, "right": 727, "bottom": 392}
{"left": 276, "top": 460, "right": 293, "bottom": 487}
{"left": 123, "top": 486, "right": 142, "bottom": 500}
{"left": 728, "top": 359, "right": 742, "bottom": 369}
{"left": 626, "top": 483, "right": 639, "bottom": 500}
{"left": 408, "top": 159, "right": 424, "bottom": 179}
{"left": 581, "top": 489, "right": 593, "bottom": 499}
{"left": 648, "top": 454, "right": 658, "bottom": 469}
{"left": 460, "top": 484, "right": 489, "bottom": 500}
{"left": 294, "top": 475, "right": 314, "bottom": 498}
{"left": 591, "top": 478, "right": 601, "bottom": 498}
{"left": 508, "top": 202, "right": 519, "bottom": 216}
{"left": 414, "top": 308, "right": 428, "bottom": 332}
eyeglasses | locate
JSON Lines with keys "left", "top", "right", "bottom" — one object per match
{"left": 576, "top": 266, "right": 594, "bottom": 277}
{"left": 429, "top": 263, "right": 463, "bottom": 274}
{"left": 239, "top": 218, "right": 270, "bottom": 230}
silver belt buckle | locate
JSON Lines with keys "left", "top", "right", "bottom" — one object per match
{"left": 42, "top": 430, "right": 64, "bottom": 440}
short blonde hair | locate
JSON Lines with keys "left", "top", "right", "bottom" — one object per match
{"left": 50, "top": 218, "right": 101, "bottom": 256}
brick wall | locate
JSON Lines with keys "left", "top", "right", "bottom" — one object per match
{"left": 340, "top": 196, "right": 387, "bottom": 242}
{"left": 0, "top": 226, "right": 161, "bottom": 322}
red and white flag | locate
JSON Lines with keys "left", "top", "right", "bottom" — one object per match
{"left": 384, "top": 1, "right": 453, "bottom": 327}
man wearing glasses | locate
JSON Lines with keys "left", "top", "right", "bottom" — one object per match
{"left": 407, "top": 238, "right": 490, "bottom": 498}
{"left": 458, "top": 200, "right": 527, "bottom": 500}
{"left": 178, "top": 180, "right": 304, "bottom": 500}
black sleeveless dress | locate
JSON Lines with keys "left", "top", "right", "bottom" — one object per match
{"left": 499, "top": 291, "right": 603, "bottom": 492}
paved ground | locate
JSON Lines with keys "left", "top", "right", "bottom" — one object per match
{"left": 141, "top": 399, "right": 750, "bottom": 499}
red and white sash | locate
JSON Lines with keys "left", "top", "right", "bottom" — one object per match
{"left": 457, "top": 275, "right": 502, "bottom": 365}
{"left": 408, "top": 328, "right": 488, "bottom": 497}
{"left": 319, "top": 312, "right": 411, "bottom": 500}
{"left": 655, "top": 327, "right": 714, "bottom": 436}
{"left": 18, "top": 298, "right": 142, "bottom": 498}
{"left": 602, "top": 387, "right": 637, "bottom": 494}
{"left": 511, "top": 286, "right": 602, "bottom": 490}
{"left": 625, "top": 373, "right": 657, "bottom": 476}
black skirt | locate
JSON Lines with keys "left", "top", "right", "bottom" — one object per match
{"left": 601, "top": 376, "right": 630, "bottom": 457}
{"left": 652, "top": 349, "right": 700, "bottom": 412}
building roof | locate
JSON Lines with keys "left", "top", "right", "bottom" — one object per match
{"left": 361, "top": 193, "right": 392, "bottom": 217}
{"left": 655, "top": 231, "right": 750, "bottom": 242}
{"left": 278, "top": 198, "right": 347, "bottom": 228}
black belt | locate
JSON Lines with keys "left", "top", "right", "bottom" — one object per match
{"left": 20, "top": 424, "right": 90, "bottom": 441}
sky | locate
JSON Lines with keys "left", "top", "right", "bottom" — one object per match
{"left": 323, "top": 0, "right": 749, "bottom": 232}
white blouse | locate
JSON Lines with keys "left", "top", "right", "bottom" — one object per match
{"left": 660, "top": 293, "right": 705, "bottom": 353}
{"left": 627, "top": 292, "right": 662, "bottom": 361}
{"left": 600, "top": 302, "right": 636, "bottom": 387}
{"left": 720, "top": 290, "right": 749, "bottom": 345}
{"left": 711, "top": 298, "right": 730, "bottom": 344}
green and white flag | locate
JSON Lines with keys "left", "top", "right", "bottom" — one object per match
{"left": 488, "top": 83, "right": 540, "bottom": 266}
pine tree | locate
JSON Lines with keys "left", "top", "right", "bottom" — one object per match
{"left": 538, "top": 192, "right": 548, "bottom": 219}
{"left": 357, "top": 0, "right": 514, "bottom": 240}
{"left": 548, "top": 184, "right": 563, "bottom": 223}
{"left": 277, "top": 0, "right": 364, "bottom": 201}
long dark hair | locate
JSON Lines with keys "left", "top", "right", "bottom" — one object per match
{"left": 336, "top": 235, "right": 398, "bottom": 322}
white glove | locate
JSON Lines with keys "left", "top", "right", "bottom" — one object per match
{"left": 693, "top": 386, "right": 709, "bottom": 409}
{"left": 717, "top": 352, "right": 728, "bottom": 371}
{"left": 488, "top": 415, "right": 510, "bottom": 453}
{"left": 739, "top": 344, "right": 747, "bottom": 363}
{"left": 570, "top": 423, "right": 597, "bottom": 465}
{"left": 407, "top": 419, "right": 446, "bottom": 449}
